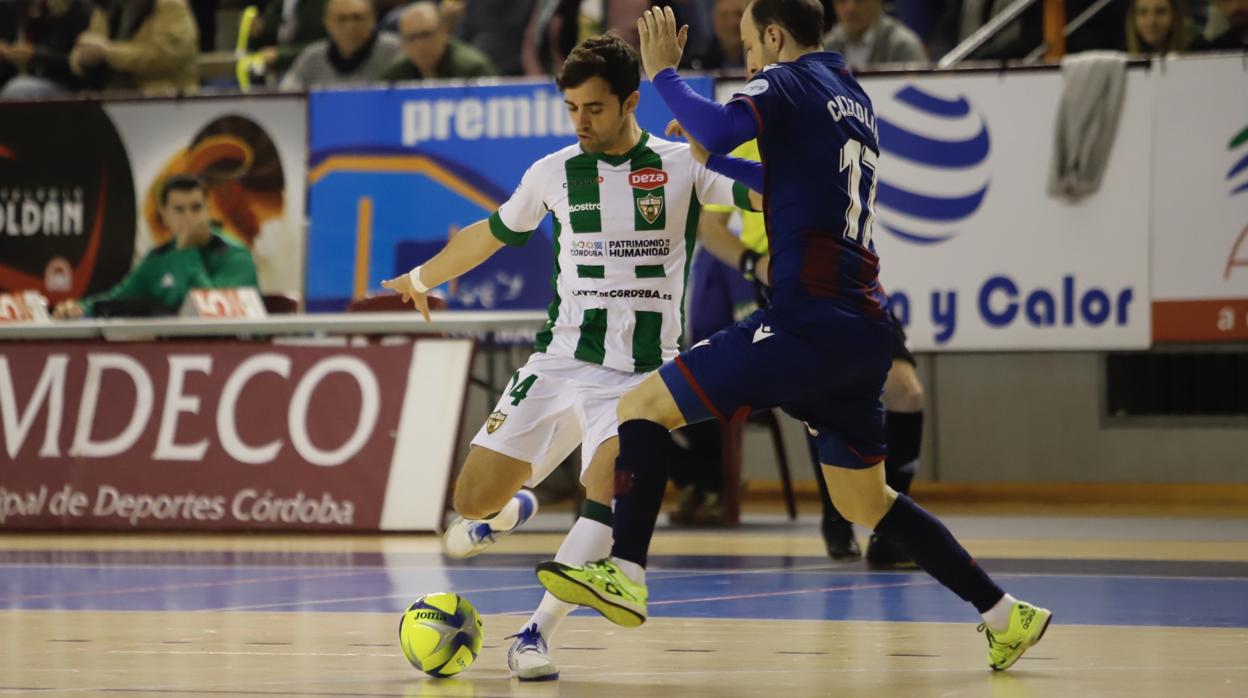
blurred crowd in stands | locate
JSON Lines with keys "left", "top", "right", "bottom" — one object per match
{"left": 1, "top": 0, "right": 1245, "bottom": 98}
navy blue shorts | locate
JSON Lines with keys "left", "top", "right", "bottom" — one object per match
{"left": 659, "top": 307, "right": 892, "bottom": 469}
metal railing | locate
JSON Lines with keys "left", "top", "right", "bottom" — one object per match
{"left": 938, "top": 0, "right": 1041, "bottom": 68}
{"left": 938, "top": 0, "right": 1123, "bottom": 68}
{"left": 1025, "top": 0, "right": 1119, "bottom": 62}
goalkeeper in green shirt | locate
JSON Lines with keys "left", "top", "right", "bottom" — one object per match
{"left": 53, "top": 174, "right": 259, "bottom": 319}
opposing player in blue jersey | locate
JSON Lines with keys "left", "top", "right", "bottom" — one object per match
{"left": 536, "top": 0, "right": 1052, "bottom": 671}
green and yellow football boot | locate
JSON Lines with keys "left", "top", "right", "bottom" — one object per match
{"left": 980, "top": 601, "right": 1053, "bottom": 671}
{"left": 535, "top": 558, "right": 648, "bottom": 628}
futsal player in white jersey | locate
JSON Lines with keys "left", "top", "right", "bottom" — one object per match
{"left": 382, "top": 33, "right": 759, "bottom": 681}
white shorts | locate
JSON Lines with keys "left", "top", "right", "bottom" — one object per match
{"left": 469, "top": 353, "right": 647, "bottom": 488}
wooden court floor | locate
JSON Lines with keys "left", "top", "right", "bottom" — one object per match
{"left": 1, "top": 514, "right": 1246, "bottom": 697}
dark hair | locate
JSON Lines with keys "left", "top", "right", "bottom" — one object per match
{"left": 1125, "top": 0, "right": 1189, "bottom": 56}
{"left": 555, "top": 33, "right": 641, "bottom": 105}
{"left": 160, "top": 173, "right": 207, "bottom": 206}
{"left": 748, "top": 0, "right": 825, "bottom": 49}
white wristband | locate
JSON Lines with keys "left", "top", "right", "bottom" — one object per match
{"left": 408, "top": 266, "right": 430, "bottom": 293}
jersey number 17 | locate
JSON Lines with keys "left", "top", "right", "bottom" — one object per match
{"left": 838, "top": 139, "right": 878, "bottom": 249}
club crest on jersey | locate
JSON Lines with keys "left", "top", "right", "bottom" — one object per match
{"left": 486, "top": 410, "right": 507, "bottom": 434}
{"left": 637, "top": 193, "right": 663, "bottom": 223}
{"left": 629, "top": 168, "right": 668, "bottom": 190}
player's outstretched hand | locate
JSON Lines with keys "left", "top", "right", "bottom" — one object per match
{"left": 381, "top": 275, "right": 432, "bottom": 323}
{"left": 665, "top": 119, "right": 709, "bottom": 164}
{"left": 637, "top": 5, "right": 688, "bottom": 80}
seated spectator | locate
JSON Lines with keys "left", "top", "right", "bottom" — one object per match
{"left": 280, "top": 0, "right": 401, "bottom": 89}
{"left": 687, "top": 0, "right": 746, "bottom": 70}
{"left": 0, "top": 16, "right": 12, "bottom": 91}
{"left": 380, "top": 0, "right": 462, "bottom": 32}
{"left": 382, "top": 0, "right": 494, "bottom": 80}
{"left": 1127, "top": 0, "right": 1191, "bottom": 56}
{"left": 69, "top": 0, "right": 199, "bottom": 94}
{"left": 250, "top": 0, "right": 329, "bottom": 77}
{"left": 521, "top": 0, "right": 707, "bottom": 76}
{"left": 825, "top": 0, "right": 928, "bottom": 69}
{"left": 455, "top": 0, "right": 534, "bottom": 76}
{"left": 52, "top": 174, "right": 258, "bottom": 319}
{"left": 1201, "top": 0, "right": 1248, "bottom": 49}
{"left": 0, "top": 0, "right": 97, "bottom": 99}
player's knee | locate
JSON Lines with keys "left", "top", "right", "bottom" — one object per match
{"left": 884, "top": 370, "right": 924, "bottom": 413}
{"left": 582, "top": 446, "right": 616, "bottom": 503}
{"left": 890, "top": 383, "right": 924, "bottom": 413}
{"left": 829, "top": 488, "right": 895, "bottom": 528}
{"left": 616, "top": 388, "right": 649, "bottom": 423}
{"left": 617, "top": 387, "right": 682, "bottom": 430}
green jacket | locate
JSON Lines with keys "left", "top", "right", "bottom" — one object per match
{"left": 82, "top": 227, "right": 259, "bottom": 316}
{"left": 382, "top": 38, "right": 495, "bottom": 81}
{"left": 254, "top": 0, "right": 329, "bottom": 74}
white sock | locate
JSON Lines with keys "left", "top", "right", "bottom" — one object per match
{"left": 611, "top": 556, "right": 645, "bottom": 585}
{"left": 487, "top": 495, "right": 522, "bottom": 532}
{"left": 523, "top": 516, "right": 613, "bottom": 638}
{"left": 981, "top": 593, "right": 1018, "bottom": 632}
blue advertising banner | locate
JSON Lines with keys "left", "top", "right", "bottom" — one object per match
{"left": 306, "top": 78, "right": 714, "bottom": 312}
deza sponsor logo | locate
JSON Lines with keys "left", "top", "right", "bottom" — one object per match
{"left": 629, "top": 168, "right": 667, "bottom": 190}
{"left": 402, "top": 90, "right": 578, "bottom": 145}
{"left": 874, "top": 85, "right": 990, "bottom": 245}
{"left": 0, "top": 351, "right": 381, "bottom": 467}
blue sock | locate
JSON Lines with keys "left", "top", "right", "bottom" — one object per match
{"left": 609, "top": 419, "right": 675, "bottom": 568}
{"left": 874, "top": 494, "right": 1005, "bottom": 613}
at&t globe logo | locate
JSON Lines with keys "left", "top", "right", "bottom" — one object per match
{"left": 875, "top": 85, "right": 990, "bottom": 244}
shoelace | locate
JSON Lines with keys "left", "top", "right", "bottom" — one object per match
{"left": 468, "top": 522, "right": 496, "bottom": 545}
{"left": 504, "top": 625, "right": 544, "bottom": 650}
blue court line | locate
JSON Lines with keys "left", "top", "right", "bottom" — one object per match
{"left": 3, "top": 554, "right": 1247, "bottom": 629}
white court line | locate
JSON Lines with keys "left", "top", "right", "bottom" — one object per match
{"left": 208, "top": 580, "right": 547, "bottom": 612}
{"left": 206, "top": 563, "right": 851, "bottom": 613}
{"left": 108, "top": 649, "right": 398, "bottom": 658}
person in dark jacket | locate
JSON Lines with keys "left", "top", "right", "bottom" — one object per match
{"left": 0, "top": 0, "right": 97, "bottom": 98}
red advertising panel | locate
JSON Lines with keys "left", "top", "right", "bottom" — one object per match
{"left": 0, "top": 342, "right": 415, "bottom": 530}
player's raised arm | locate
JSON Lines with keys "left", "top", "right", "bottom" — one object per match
{"left": 638, "top": 6, "right": 758, "bottom": 155}
{"left": 667, "top": 119, "right": 764, "bottom": 209}
{"left": 382, "top": 219, "right": 505, "bottom": 322}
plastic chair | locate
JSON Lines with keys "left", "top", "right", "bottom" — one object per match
{"left": 261, "top": 293, "right": 300, "bottom": 315}
{"left": 721, "top": 410, "right": 797, "bottom": 525}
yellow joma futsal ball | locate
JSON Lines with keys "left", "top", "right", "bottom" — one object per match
{"left": 399, "top": 593, "right": 484, "bottom": 678}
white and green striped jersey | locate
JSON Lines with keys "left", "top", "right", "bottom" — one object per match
{"left": 489, "top": 132, "right": 750, "bottom": 373}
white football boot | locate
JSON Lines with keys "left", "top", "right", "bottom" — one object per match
{"left": 507, "top": 623, "right": 558, "bottom": 681}
{"left": 442, "top": 489, "right": 539, "bottom": 559}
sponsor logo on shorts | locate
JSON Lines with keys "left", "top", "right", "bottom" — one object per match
{"left": 486, "top": 410, "right": 507, "bottom": 434}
